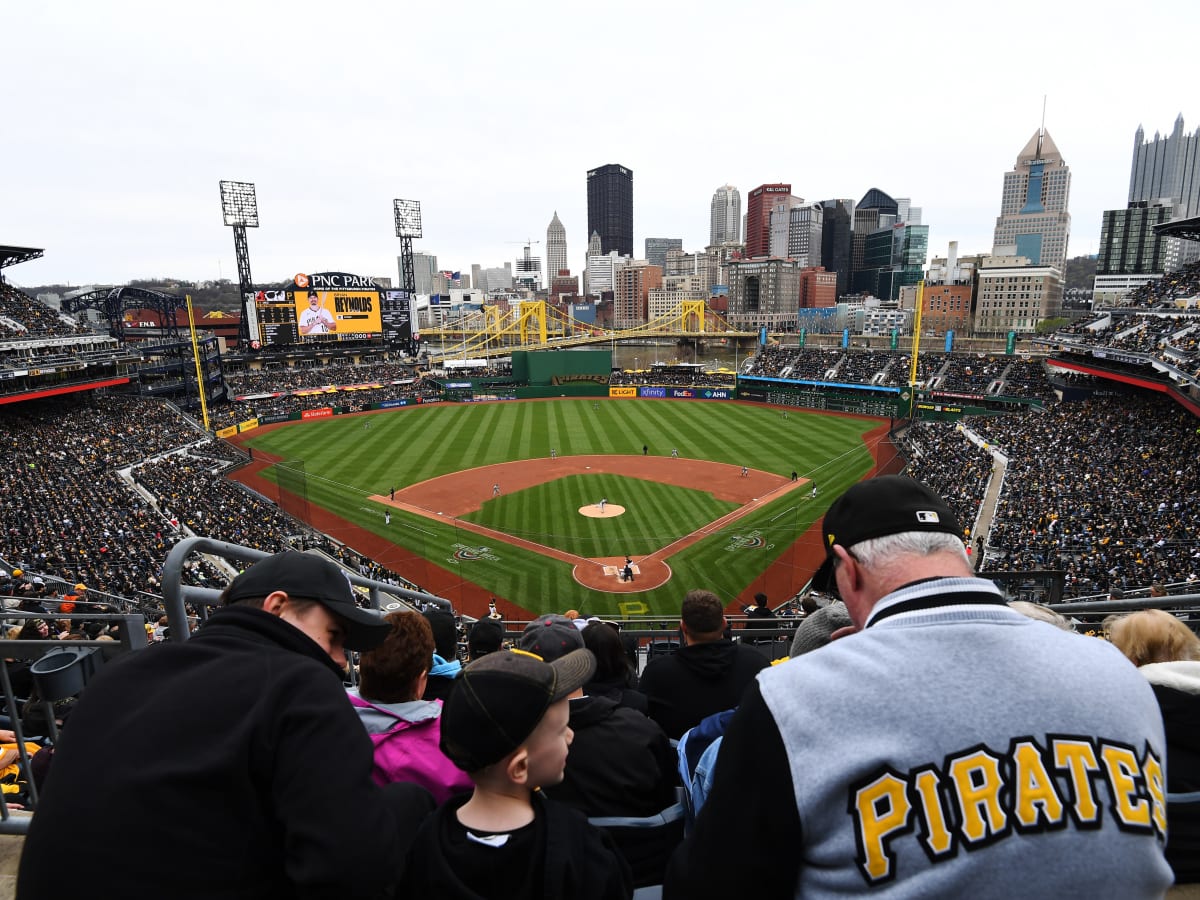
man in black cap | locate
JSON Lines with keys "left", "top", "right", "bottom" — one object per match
{"left": 19, "top": 550, "right": 433, "bottom": 900}
{"left": 666, "top": 476, "right": 1172, "bottom": 898}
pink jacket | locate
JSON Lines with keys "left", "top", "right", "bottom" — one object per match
{"left": 347, "top": 691, "right": 472, "bottom": 804}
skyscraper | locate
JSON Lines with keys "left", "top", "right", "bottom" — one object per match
{"left": 851, "top": 189, "right": 899, "bottom": 292}
{"left": 546, "top": 211, "right": 568, "bottom": 278}
{"left": 586, "top": 163, "right": 633, "bottom": 257}
{"left": 710, "top": 185, "right": 741, "bottom": 245}
{"left": 786, "top": 204, "right": 824, "bottom": 267}
{"left": 820, "top": 199, "right": 854, "bottom": 298}
{"left": 1129, "top": 115, "right": 1200, "bottom": 218}
{"left": 991, "top": 129, "right": 1071, "bottom": 271}
{"left": 645, "top": 238, "right": 682, "bottom": 270}
{"left": 745, "top": 184, "right": 792, "bottom": 258}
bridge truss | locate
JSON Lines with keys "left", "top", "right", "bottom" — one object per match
{"left": 424, "top": 299, "right": 747, "bottom": 359}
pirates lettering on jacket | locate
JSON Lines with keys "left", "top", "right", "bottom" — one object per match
{"left": 848, "top": 734, "right": 1166, "bottom": 886}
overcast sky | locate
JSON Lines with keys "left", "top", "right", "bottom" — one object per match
{"left": 3, "top": 0, "right": 1196, "bottom": 290}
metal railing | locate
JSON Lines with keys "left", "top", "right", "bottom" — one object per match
{"left": 161, "top": 537, "right": 452, "bottom": 640}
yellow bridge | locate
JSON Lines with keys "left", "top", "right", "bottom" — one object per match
{"left": 423, "top": 300, "right": 757, "bottom": 360}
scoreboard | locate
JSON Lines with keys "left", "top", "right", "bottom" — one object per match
{"left": 251, "top": 272, "right": 415, "bottom": 348}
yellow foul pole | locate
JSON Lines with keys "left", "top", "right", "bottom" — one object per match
{"left": 186, "top": 295, "right": 210, "bottom": 431}
{"left": 907, "top": 280, "right": 925, "bottom": 417}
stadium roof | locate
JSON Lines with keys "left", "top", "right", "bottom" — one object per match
{"left": 1154, "top": 216, "right": 1200, "bottom": 243}
{"left": 0, "top": 245, "right": 44, "bottom": 270}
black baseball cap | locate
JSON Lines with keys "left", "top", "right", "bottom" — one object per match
{"left": 467, "top": 617, "right": 505, "bottom": 657}
{"left": 811, "top": 476, "right": 962, "bottom": 592}
{"left": 519, "top": 614, "right": 584, "bottom": 662}
{"left": 440, "top": 648, "right": 595, "bottom": 772}
{"left": 225, "top": 551, "right": 390, "bottom": 651}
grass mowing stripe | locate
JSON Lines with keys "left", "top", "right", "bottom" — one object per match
{"left": 243, "top": 399, "right": 877, "bottom": 616}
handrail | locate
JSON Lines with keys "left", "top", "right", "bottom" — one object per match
{"left": 161, "top": 537, "right": 452, "bottom": 640}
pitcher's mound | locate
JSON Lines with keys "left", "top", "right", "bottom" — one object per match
{"left": 579, "top": 504, "right": 626, "bottom": 518}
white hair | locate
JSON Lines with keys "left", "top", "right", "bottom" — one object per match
{"left": 848, "top": 531, "right": 968, "bottom": 571}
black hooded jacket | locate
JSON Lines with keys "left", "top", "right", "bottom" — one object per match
{"left": 18, "top": 605, "right": 407, "bottom": 900}
{"left": 542, "top": 694, "right": 676, "bottom": 818}
{"left": 401, "top": 791, "right": 632, "bottom": 899}
{"left": 637, "top": 638, "right": 769, "bottom": 739}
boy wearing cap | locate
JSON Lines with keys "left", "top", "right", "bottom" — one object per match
{"left": 667, "top": 476, "right": 1172, "bottom": 898}
{"left": 19, "top": 550, "right": 431, "bottom": 900}
{"left": 401, "top": 647, "right": 633, "bottom": 899}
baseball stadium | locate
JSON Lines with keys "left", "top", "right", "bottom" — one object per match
{"left": 4, "top": 222, "right": 1200, "bottom": 891}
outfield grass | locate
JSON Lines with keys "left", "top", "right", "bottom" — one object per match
{"left": 241, "top": 399, "right": 878, "bottom": 616}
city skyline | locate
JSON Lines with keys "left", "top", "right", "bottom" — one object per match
{"left": 2, "top": 1, "right": 1197, "bottom": 288}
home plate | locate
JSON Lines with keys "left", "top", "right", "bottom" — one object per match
{"left": 604, "top": 565, "right": 639, "bottom": 579}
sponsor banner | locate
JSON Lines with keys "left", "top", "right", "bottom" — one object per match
{"left": 233, "top": 392, "right": 282, "bottom": 402}
{"left": 417, "top": 397, "right": 441, "bottom": 404}
{"left": 258, "top": 413, "right": 292, "bottom": 425}
{"left": 609, "top": 386, "right": 637, "bottom": 398}
{"left": 444, "top": 381, "right": 473, "bottom": 389}
{"left": 237, "top": 417, "right": 260, "bottom": 432}
{"left": 699, "top": 389, "right": 731, "bottom": 400}
{"left": 216, "top": 425, "right": 238, "bottom": 439}
{"left": 668, "top": 388, "right": 696, "bottom": 399}
{"left": 916, "top": 403, "right": 963, "bottom": 413}
{"left": 639, "top": 386, "right": 667, "bottom": 398}
{"left": 379, "top": 398, "right": 410, "bottom": 409}
{"left": 931, "top": 391, "right": 985, "bottom": 402}
{"left": 301, "top": 407, "right": 333, "bottom": 420}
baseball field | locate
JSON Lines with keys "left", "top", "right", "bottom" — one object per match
{"left": 232, "top": 398, "right": 884, "bottom": 619}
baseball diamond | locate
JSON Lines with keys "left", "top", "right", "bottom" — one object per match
{"left": 232, "top": 398, "right": 890, "bottom": 619}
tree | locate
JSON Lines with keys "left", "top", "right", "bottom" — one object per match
{"left": 1063, "top": 256, "right": 1097, "bottom": 292}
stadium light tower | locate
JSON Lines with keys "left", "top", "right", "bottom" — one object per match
{"left": 220, "top": 180, "right": 259, "bottom": 348}
{"left": 393, "top": 199, "right": 422, "bottom": 297}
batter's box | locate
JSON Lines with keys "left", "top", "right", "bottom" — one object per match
{"left": 604, "top": 564, "right": 640, "bottom": 580}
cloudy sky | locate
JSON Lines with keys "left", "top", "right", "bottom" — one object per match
{"left": 3, "top": 0, "right": 1196, "bottom": 289}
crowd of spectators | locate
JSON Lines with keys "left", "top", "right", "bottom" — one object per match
{"left": 609, "top": 365, "right": 736, "bottom": 388}
{"left": 0, "top": 395, "right": 223, "bottom": 601}
{"left": 1050, "top": 311, "right": 1200, "bottom": 381}
{"left": 223, "top": 360, "right": 420, "bottom": 396}
{"left": 997, "top": 357, "right": 1058, "bottom": 401}
{"left": 900, "top": 421, "right": 992, "bottom": 545}
{"left": 0, "top": 284, "right": 93, "bottom": 339}
{"left": 909, "top": 394, "right": 1200, "bottom": 596}
{"left": 211, "top": 381, "right": 441, "bottom": 431}
{"left": 0, "top": 392, "right": 426, "bottom": 617}
{"left": 1117, "top": 259, "right": 1200, "bottom": 309}
{"left": 745, "top": 347, "right": 1057, "bottom": 400}
{"left": 932, "top": 355, "right": 1003, "bottom": 394}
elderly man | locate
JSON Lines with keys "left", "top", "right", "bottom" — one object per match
{"left": 666, "top": 476, "right": 1172, "bottom": 898}
{"left": 19, "top": 551, "right": 432, "bottom": 899}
